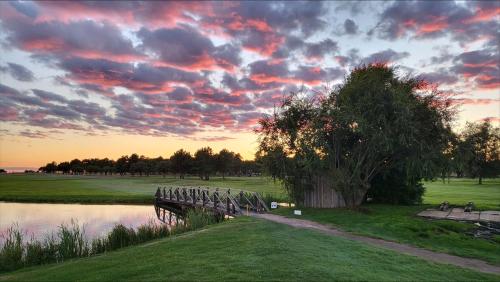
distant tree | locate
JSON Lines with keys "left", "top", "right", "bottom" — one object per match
{"left": 130, "top": 160, "right": 147, "bottom": 176}
{"left": 195, "top": 147, "right": 214, "bottom": 180}
{"left": 170, "top": 149, "right": 193, "bottom": 179}
{"left": 57, "top": 162, "right": 71, "bottom": 174}
{"left": 157, "top": 160, "right": 170, "bottom": 177}
{"left": 0, "top": 169, "right": 6, "bottom": 173}
{"left": 256, "top": 146, "right": 286, "bottom": 181}
{"left": 40, "top": 161, "right": 58, "bottom": 173}
{"left": 457, "top": 121, "right": 500, "bottom": 184}
{"left": 69, "top": 159, "right": 84, "bottom": 175}
{"left": 216, "top": 149, "right": 235, "bottom": 179}
{"left": 115, "top": 156, "right": 129, "bottom": 175}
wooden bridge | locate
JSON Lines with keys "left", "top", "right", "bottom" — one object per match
{"left": 154, "top": 186, "right": 269, "bottom": 217}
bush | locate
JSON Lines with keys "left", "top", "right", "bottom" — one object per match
{"left": 368, "top": 167, "right": 425, "bottom": 205}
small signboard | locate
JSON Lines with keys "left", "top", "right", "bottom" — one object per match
{"left": 294, "top": 210, "right": 302, "bottom": 216}
{"left": 271, "top": 202, "right": 278, "bottom": 209}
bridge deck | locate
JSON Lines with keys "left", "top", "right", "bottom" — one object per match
{"left": 154, "top": 186, "right": 269, "bottom": 216}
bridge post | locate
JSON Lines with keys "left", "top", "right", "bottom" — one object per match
{"left": 214, "top": 190, "right": 218, "bottom": 208}
{"left": 226, "top": 197, "right": 230, "bottom": 215}
{"left": 183, "top": 188, "right": 187, "bottom": 203}
{"left": 255, "top": 194, "right": 260, "bottom": 212}
{"left": 176, "top": 188, "right": 179, "bottom": 201}
{"left": 202, "top": 190, "right": 206, "bottom": 206}
{"left": 163, "top": 187, "right": 166, "bottom": 199}
{"left": 193, "top": 189, "right": 196, "bottom": 205}
{"left": 169, "top": 188, "right": 173, "bottom": 200}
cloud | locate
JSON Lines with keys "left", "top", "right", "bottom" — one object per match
{"left": 19, "top": 129, "right": 49, "bottom": 139}
{"left": 304, "top": 39, "right": 338, "bottom": 60}
{"left": 419, "top": 71, "right": 458, "bottom": 85}
{"left": 361, "top": 49, "right": 410, "bottom": 65}
{"left": 451, "top": 49, "right": 499, "bottom": 89}
{"left": 450, "top": 98, "right": 500, "bottom": 106}
{"left": 371, "top": 1, "right": 499, "bottom": 46}
{"left": 1, "top": 17, "right": 142, "bottom": 62}
{"left": 0, "top": 62, "right": 35, "bottom": 81}
{"left": 343, "top": 19, "right": 359, "bottom": 35}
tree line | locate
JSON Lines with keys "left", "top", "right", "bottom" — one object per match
{"left": 440, "top": 121, "right": 499, "bottom": 184}
{"left": 38, "top": 147, "right": 260, "bottom": 180}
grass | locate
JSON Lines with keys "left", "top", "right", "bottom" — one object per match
{"left": 0, "top": 217, "right": 498, "bottom": 281}
{"left": 1, "top": 209, "right": 215, "bottom": 273}
{"left": 0, "top": 174, "right": 283, "bottom": 204}
{"left": 272, "top": 204, "right": 500, "bottom": 265}
{"left": 423, "top": 178, "right": 500, "bottom": 210}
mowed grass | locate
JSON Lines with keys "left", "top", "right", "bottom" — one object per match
{"left": 1, "top": 217, "right": 497, "bottom": 281}
{"left": 273, "top": 204, "right": 500, "bottom": 265}
{"left": 0, "top": 174, "right": 283, "bottom": 203}
{"left": 424, "top": 178, "right": 500, "bottom": 210}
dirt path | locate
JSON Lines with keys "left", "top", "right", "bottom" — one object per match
{"left": 250, "top": 212, "right": 500, "bottom": 275}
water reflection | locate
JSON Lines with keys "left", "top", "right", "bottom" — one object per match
{"left": 0, "top": 202, "right": 177, "bottom": 245}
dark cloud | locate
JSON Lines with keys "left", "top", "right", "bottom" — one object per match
{"left": 361, "top": 49, "right": 410, "bottom": 65}
{"left": 0, "top": 62, "right": 35, "bottom": 81}
{"left": 343, "top": 19, "right": 359, "bottom": 35}
{"left": 9, "top": 1, "right": 39, "bottom": 18}
{"left": 19, "top": 129, "right": 49, "bottom": 139}
{"left": 451, "top": 49, "right": 499, "bottom": 89}
{"left": 419, "top": 71, "right": 458, "bottom": 85}
{"left": 304, "top": 39, "right": 338, "bottom": 60}
{"left": 372, "top": 1, "right": 500, "bottom": 46}
{"left": 2, "top": 19, "right": 142, "bottom": 61}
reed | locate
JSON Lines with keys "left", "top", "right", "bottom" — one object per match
{"left": 0, "top": 210, "right": 219, "bottom": 273}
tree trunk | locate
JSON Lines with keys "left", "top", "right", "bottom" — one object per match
{"left": 479, "top": 175, "right": 482, "bottom": 185}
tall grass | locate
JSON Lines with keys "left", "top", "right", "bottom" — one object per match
{"left": 0, "top": 209, "right": 219, "bottom": 273}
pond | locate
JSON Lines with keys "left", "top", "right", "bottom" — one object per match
{"left": 0, "top": 202, "right": 176, "bottom": 245}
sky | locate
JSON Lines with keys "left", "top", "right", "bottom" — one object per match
{"left": 0, "top": 1, "right": 499, "bottom": 168}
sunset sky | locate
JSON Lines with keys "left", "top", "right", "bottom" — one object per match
{"left": 0, "top": 1, "right": 499, "bottom": 168}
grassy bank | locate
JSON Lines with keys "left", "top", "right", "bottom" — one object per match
{"left": 0, "top": 174, "right": 283, "bottom": 204}
{"left": 1, "top": 217, "right": 498, "bottom": 281}
{"left": 273, "top": 204, "right": 500, "bottom": 265}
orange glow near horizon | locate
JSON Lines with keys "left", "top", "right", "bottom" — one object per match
{"left": 0, "top": 129, "right": 259, "bottom": 168}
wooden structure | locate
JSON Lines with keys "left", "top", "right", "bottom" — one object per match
{"left": 154, "top": 186, "right": 269, "bottom": 217}
{"left": 302, "top": 175, "right": 346, "bottom": 208}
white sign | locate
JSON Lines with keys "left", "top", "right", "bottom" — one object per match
{"left": 271, "top": 202, "right": 278, "bottom": 209}
{"left": 294, "top": 210, "right": 302, "bottom": 215}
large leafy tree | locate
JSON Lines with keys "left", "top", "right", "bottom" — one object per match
{"left": 456, "top": 121, "right": 500, "bottom": 184}
{"left": 257, "top": 64, "right": 454, "bottom": 207}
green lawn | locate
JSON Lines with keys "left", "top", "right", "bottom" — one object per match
{"left": 273, "top": 204, "right": 500, "bottom": 265}
{"left": 1, "top": 217, "right": 497, "bottom": 281}
{"left": 424, "top": 178, "right": 500, "bottom": 210}
{"left": 0, "top": 174, "right": 283, "bottom": 203}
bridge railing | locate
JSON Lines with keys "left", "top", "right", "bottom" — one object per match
{"left": 155, "top": 186, "right": 269, "bottom": 215}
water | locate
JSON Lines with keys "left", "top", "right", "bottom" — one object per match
{"left": 0, "top": 202, "right": 174, "bottom": 245}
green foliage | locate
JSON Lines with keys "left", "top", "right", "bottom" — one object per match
{"left": 258, "top": 64, "right": 454, "bottom": 207}
{"left": 454, "top": 121, "right": 500, "bottom": 183}
{"left": 194, "top": 147, "right": 215, "bottom": 180}
{"left": 369, "top": 167, "right": 425, "bottom": 204}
